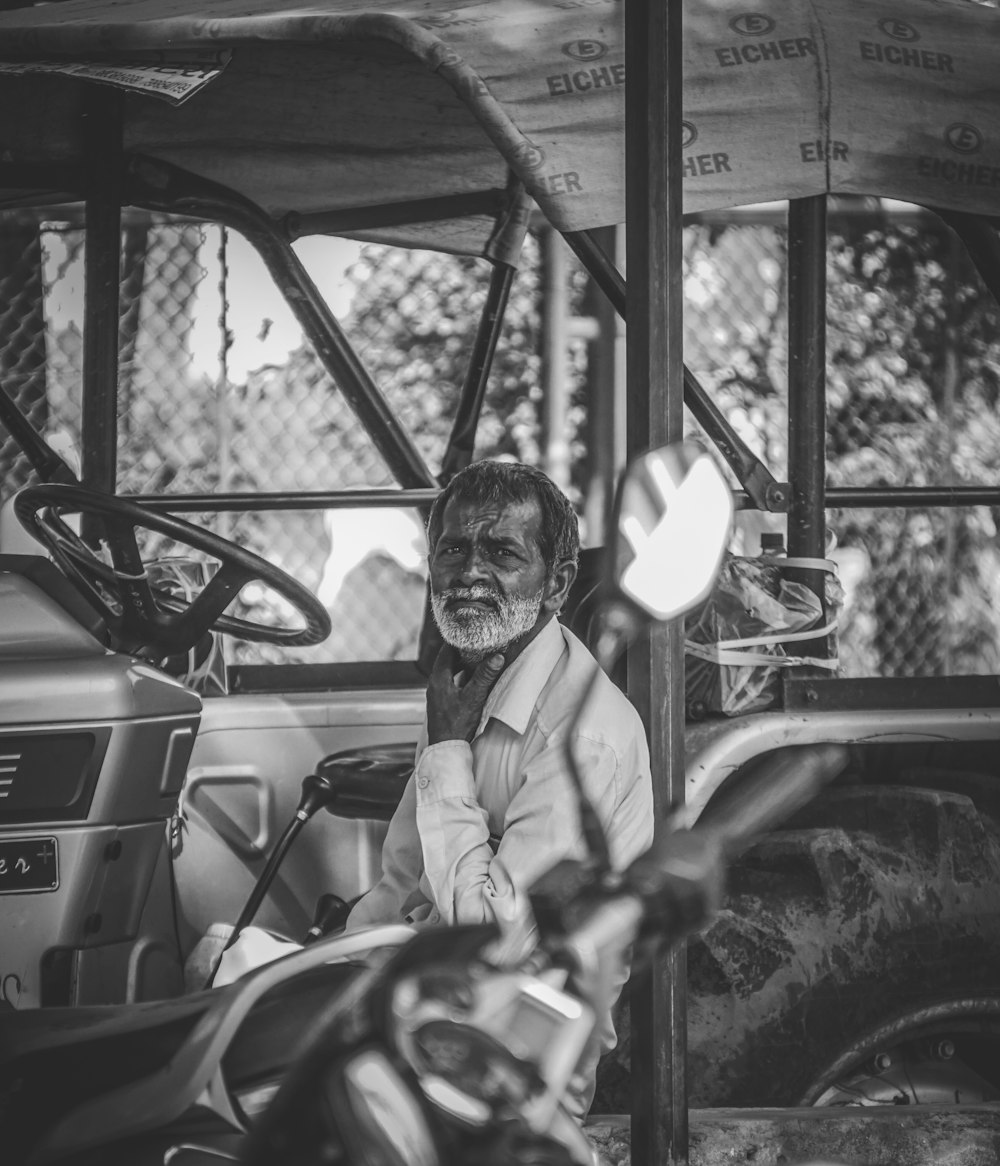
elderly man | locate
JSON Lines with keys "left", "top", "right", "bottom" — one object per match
{"left": 346, "top": 458, "right": 653, "bottom": 1115}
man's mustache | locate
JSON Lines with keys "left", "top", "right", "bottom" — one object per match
{"left": 438, "top": 585, "right": 503, "bottom": 607}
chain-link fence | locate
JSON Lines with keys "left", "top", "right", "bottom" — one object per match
{"left": 2, "top": 207, "right": 999, "bottom": 677}
{"left": 680, "top": 213, "right": 1000, "bottom": 678}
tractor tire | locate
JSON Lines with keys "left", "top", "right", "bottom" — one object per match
{"left": 594, "top": 783, "right": 1000, "bottom": 1110}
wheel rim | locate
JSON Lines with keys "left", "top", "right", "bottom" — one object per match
{"left": 803, "top": 1003, "right": 1000, "bottom": 1107}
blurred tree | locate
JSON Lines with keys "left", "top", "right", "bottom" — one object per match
{"left": 342, "top": 232, "right": 591, "bottom": 489}
{"left": 693, "top": 215, "right": 1000, "bottom": 677}
{"left": 825, "top": 221, "right": 1000, "bottom": 675}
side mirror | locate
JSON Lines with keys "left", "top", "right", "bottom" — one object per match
{"left": 594, "top": 442, "right": 732, "bottom": 670}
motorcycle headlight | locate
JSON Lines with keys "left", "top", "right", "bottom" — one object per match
{"left": 391, "top": 966, "right": 593, "bottom": 1130}
{"left": 325, "top": 1047, "right": 440, "bottom": 1166}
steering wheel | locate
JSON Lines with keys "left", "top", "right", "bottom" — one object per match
{"left": 13, "top": 484, "right": 332, "bottom": 657}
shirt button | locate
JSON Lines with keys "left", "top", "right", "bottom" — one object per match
{"left": 417, "top": 777, "right": 429, "bottom": 789}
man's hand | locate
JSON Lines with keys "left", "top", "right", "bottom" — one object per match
{"left": 426, "top": 645, "right": 505, "bottom": 745}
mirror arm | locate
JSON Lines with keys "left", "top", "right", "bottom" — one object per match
{"left": 559, "top": 603, "right": 644, "bottom": 879}
{"left": 561, "top": 664, "right": 614, "bottom": 878}
{"left": 681, "top": 368, "right": 788, "bottom": 514}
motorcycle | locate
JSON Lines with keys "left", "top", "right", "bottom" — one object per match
{"left": 0, "top": 441, "right": 849, "bottom": 1165}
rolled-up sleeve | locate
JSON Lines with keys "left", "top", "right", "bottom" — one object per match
{"left": 415, "top": 732, "right": 620, "bottom": 933}
{"left": 345, "top": 772, "right": 424, "bottom": 930}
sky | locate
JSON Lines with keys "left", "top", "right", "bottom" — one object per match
{"left": 190, "top": 230, "right": 364, "bottom": 383}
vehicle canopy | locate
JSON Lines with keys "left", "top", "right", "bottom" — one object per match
{"left": 0, "top": 0, "right": 997, "bottom": 266}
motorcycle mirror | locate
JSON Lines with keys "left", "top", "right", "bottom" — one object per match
{"left": 611, "top": 440, "right": 732, "bottom": 623}
{"left": 559, "top": 442, "right": 732, "bottom": 876}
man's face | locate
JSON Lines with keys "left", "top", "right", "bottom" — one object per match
{"left": 429, "top": 494, "right": 553, "bottom": 660}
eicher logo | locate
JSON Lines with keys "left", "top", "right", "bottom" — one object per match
{"left": 858, "top": 20, "right": 952, "bottom": 74}
{"left": 679, "top": 122, "right": 732, "bottom": 178}
{"left": 945, "top": 123, "right": 983, "bottom": 154}
{"left": 877, "top": 18, "right": 919, "bottom": 42}
{"left": 729, "top": 13, "right": 776, "bottom": 37}
{"left": 547, "top": 58, "right": 626, "bottom": 96}
{"left": 917, "top": 122, "right": 997, "bottom": 189}
{"left": 561, "top": 39, "right": 608, "bottom": 62}
{"left": 715, "top": 15, "right": 817, "bottom": 68}
{"left": 513, "top": 141, "right": 546, "bottom": 171}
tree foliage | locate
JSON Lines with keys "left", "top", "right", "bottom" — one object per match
{"left": 342, "top": 232, "right": 591, "bottom": 487}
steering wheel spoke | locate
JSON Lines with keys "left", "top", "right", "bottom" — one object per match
{"left": 13, "top": 485, "right": 331, "bottom": 658}
{"left": 101, "top": 516, "right": 164, "bottom": 633}
{"left": 169, "top": 561, "right": 255, "bottom": 642}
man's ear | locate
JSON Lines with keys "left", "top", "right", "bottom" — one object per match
{"left": 543, "top": 558, "right": 578, "bottom": 616}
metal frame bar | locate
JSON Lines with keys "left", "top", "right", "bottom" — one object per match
{"left": 126, "top": 157, "right": 436, "bottom": 490}
{"left": 786, "top": 198, "right": 829, "bottom": 634}
{"left": 827, "top": 486, "right": 1000, "bottom": 509}
{"left": 439, "top": 260, "right": 516, "bottom": 482}
{"left": 80, "top": 86, "right": 125, "bottom": 496}
{"left": 736, "top": 485, "right": 1000, "bottom": 511}
{"left": 563, "top": 227, "right": 788, "bottom": 513}
{"left": 285, "top": 189, "right": 510, "bottom": 239}
{"left": 127, "top": 489, "right": 440, "bottom": 512}
{"left": 624, "top": 3, "right": 687, "bottom": 1164}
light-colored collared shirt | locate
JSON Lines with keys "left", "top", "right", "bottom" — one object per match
{"left": 346, "top": 617, "right": 654, "bottom": 937}
{"left": 345, "top": 618, "right": 653, "bottom": 1117}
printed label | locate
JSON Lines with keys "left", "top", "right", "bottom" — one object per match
{"left": 858, "top": 41, "right": 953, "bottom": 72}
{"left": 546, "top": 62, "right": 626, "bottom": 96}
{"left": 534, "top": 171, "right": 584, "bottom": 195}
{"left": 800, "top": 140, "right": 850, "bottom": 162}
{"left": 917, "top": 157, "right": 1000, "bottom": 188}
{"left": 716, "top": 38, "right": 816, "bottom": 66}
{"left": 0, "top": 53, "right": 230, "bottom": 105}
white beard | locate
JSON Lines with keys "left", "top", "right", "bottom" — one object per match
{"left": 431, "top": 583, "right": 544, "bottom": 661}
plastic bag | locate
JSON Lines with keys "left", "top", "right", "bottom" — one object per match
{"left": 684, "top": 554, "right": 841, "bottom": 717}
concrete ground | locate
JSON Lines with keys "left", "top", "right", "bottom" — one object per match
{"left": 586, "top": 1106, "right": 1000, "bottom": 1165}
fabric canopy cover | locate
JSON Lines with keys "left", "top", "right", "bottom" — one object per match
{"left": 0, "top": 0, "right": 997, "bottom": 257}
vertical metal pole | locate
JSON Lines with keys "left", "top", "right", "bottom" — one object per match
{"left": 217, "top": 225, "right": 233, "bottom": 543}
{"left": 542, "top": 225, "right": 571, "bottom": 492}
{"left": 626, "top": 2, "right": 687, "bottom": 1166}
{"left": 581, "top": 225, "right": 624, "bottom": 545}
{"left": 786, "top": 198, "right": 828, "bottom": 616}
{"left": 81, "top": 85, "right": 124, "bottom": 496}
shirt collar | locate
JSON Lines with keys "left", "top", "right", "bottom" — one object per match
{"left": 478, "top": 617, "right": 566, "bottom": 736}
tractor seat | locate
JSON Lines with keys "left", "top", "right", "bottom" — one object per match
{"left": 315, "top": 741, "right": 415, "bottom": 822}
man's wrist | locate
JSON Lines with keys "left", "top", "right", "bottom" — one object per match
{"left": 415, "top": 739, "right": 475, "bottom": 802}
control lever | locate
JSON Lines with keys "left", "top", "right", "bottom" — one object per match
{"left": 303, "top": 893, "right": 352, "bottom": 945}
{"left": 208, "top": 745, "right": 413, "bottom": 985}
{"left": 207, "top": 771, "right": 343, "bottom": 984}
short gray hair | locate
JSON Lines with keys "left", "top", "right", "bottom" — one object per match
{"left": 427, "top": 460, "right": 579, "bottom": 573}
